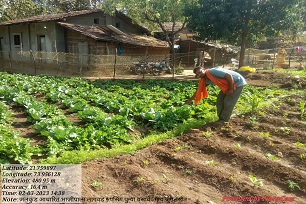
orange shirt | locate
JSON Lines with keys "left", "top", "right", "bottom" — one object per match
{"left": 194, "top": 71, "right": 236, "bottom": 104}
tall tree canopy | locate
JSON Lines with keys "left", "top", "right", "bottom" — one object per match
{"left": 0, "top": 0, "right": 45, "bottom": 21}
{"left": 45, "top": 0, "right": 93, "bottom": 13}
{"left": 185, "top": 0, "right": 303, "bottom": 67}
{"left": 100, "top": 0, "right": 192, "bottom": 61}
{"left": 0, "top": 0, "right": 97, "bottom": 21}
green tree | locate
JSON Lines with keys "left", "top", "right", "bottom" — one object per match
{"left": 0, "top": 0, "right": 45, "bottom": 21}
{"left": 45, "top": 0, "right": 92, "bottom": 13}
{"left": 185, "top": 0, "right": 302, "bottom": 67}
{"left": 100, "top": 0, "right": 193, "bottom": 70}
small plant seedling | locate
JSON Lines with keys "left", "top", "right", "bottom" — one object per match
{"left": 246, "top": 136, "right": 252, "bottom": 142}
{"left": 269, "top": 141, "right": 274, "bottom": 147}
{"left": 280, "top": 127, "right": 291, "bottom": 135}
{"left": 151, "top": 179, "right": 159, "bottom": 185}
{"left": 265, "top": 153, "right": 279, "bottom": 161}
{"left": 134, "top": 176, "right": 145, "bottom": 183}
{"left": 91, "top": 180, "right": 103, "bottom": 188}
{"left": 203, "top": 131, "right": 212, "bottom": 138}
{"left": 173, "top": 146, "right": 182, "bottom": 152}
{"left": 206, "top": 160, "right": 217, "bottom": 167}
{"left": 259, "top": 132, "right": 270, "bottom": 138}
{"left": 182, "top": 143, "right": 193, "bottom": 150}
{"left": 233, "top": 143, "right": 241, "bottom": 149}
{"left": 249, "top": 116, "right": 259, "bottom": 126}
{"left": 250, "top": 95, "right": 262, "bottom": 115}
{"left": 295, "top": 142, "right": 305, "bottom": 148}
{"left": 300, "top": 153, "right": 306, "bottom": 160}
{"left": 142, "top": 159, "right": 150, "bottom": 166}
{"left": 229, "top": 175, "right": 236, "bottom": 182}
{"left": 249, "top": 175, "right": 264, "bottom": 187}
{"left": 287, "top": 180, "right": 300, "bottom": 192}
{"left": 162, "top": 173, "right": 172, "bottom": 184}
{"left": 183, "top": 168, "right": 192, "bottom": 176}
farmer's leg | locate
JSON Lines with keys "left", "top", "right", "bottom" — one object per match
{"left": 216, "top": 91, "right": 226, "bottom": 119}
{"left": 219, "top": 86, "right": 244, "bottom": 122}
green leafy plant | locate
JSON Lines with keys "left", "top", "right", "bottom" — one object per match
{"left": 280, "top": 127, "right": 291, "bottom": 135}
{"left": 203, "top": 131, "right": 212, "bottom": 138}
{"left": 249, "top": 175, "right": 264, "bottom": 187}
{"left": 287, "top": 180, "right": 300, "bottom": 192}
{"left": 134, "top": 176, "right": 145, "bottom": 183}
{"left": 91, "top": 180, "right": 103, "bottom": 188}
{"left": 295, "top": 142, "right": 305, "bottom": 148}
{"left": 265, "top": 153, "right": 279, "bottom": 161}
{"left": 183, "top": 168, "right": 192, "bottom": 176}
{"left": 229, "top": 175, "right": 236, "bottom": 183}
{"left": 173, "top": 146, "right": 182, "bottom": 152}
{"left": 142, "top": 160, "right": 150, "bottom": 166}
{"left": 259, "top": 132, "right": 270, "bottom": 138}
{"left": 233, "top": 143, "right": 241, "bottom": 149}
{"left": 249, "top": 94, "right": 262, "bottom": 115}
{"left": 206, "top": 160, "right": 217, "bottom": 167}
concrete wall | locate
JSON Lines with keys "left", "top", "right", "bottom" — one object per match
{"left": 0, "top": 22, "right": 65, "bottom": 61}
{"left": 65, "top": 12, "right": 107, "bottom": 27}
{"left": 1, "top": 23, "right": 54, "bottom": 52}
{"left": 64, "top": 12, "right": 145, "bottom": 35}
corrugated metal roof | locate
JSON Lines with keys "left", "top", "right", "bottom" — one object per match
{"left": 58, "top": 22, "right": 169, "bottom": 48}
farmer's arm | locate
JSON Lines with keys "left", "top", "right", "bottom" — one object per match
{"left": 185, "top": 92, "right": 196, "bottom": 105}
{"left": 224, "top": 73, "right": 234, "bottom": 95}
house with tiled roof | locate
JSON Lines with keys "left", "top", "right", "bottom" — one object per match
{"left": 0, "top": 9, "right": 170, "bottom": 76}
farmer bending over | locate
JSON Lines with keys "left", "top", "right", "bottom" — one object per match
{"left": 185, "top": 66, "right": 247, "bottom": 123}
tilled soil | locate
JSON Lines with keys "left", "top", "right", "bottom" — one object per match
{"left": 81, "top": 71, "right": 306, "bottom": 204}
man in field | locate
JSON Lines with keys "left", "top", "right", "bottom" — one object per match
{"left": 185, "top": 66, "right": 247, "bottom": 123}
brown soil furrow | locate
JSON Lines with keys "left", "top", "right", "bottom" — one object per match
{"left": 265, "top": 109, "right": 302, "bottom": 120}
{"left": 258, "top": 114, "right": 306, "bottom": 131}
{"left": 84, "top": 155, "right": 222, "bottom": 203}
{"left": 151, "top": 145, "right": 271, "bottom": 197}
{"left": 122, "top": 148, "right": 226, "bottom": 203}
{"left": 9, "top": 104, "right": 47, "bottom": 146}
{"left": 151, "top": 144, "right": 306, "bottom": 203}
{"left": 248, "top": 122, "right": 306, "bottom": 143}
{"left": 178, "top": 133, "right": 306, "bottom": 197}
{"left": 217, "top": 126, "right": 306, "bottom": 171}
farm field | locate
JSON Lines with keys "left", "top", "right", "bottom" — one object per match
{"left": 0, "top": 70, "right": 306, "bottom": 203}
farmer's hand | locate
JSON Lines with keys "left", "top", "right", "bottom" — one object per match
{"left": 185, "top": 99, "right": 192, "bottom": 105}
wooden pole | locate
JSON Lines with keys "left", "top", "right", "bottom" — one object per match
{"left": 113, "top": 48, "right": 117, "bottom": 79}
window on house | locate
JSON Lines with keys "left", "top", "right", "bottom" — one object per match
{"left": 115, "top": 22, "right": 120, "bottom": 29}
{"left": 0, "top": 37, "right": 3, "bottom": 57}
{"left": 13, "top": 34, "right": 21, "bottom": 47}
{"left": 94, "top": 18, "right": 99, "bottom": 24}
{"left": 37, "top": 35, "right": 46, "bottom": 52}
{"left": 0, "top": 37, "right": 3, "bottom": 51}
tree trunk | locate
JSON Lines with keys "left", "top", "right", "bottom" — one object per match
{"left": 239, "top": 33, "right": 247, "bottom": 68}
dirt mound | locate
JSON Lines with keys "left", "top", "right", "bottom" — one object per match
{"left": 81, "top": 92, "right": 306, "bottom": 203}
